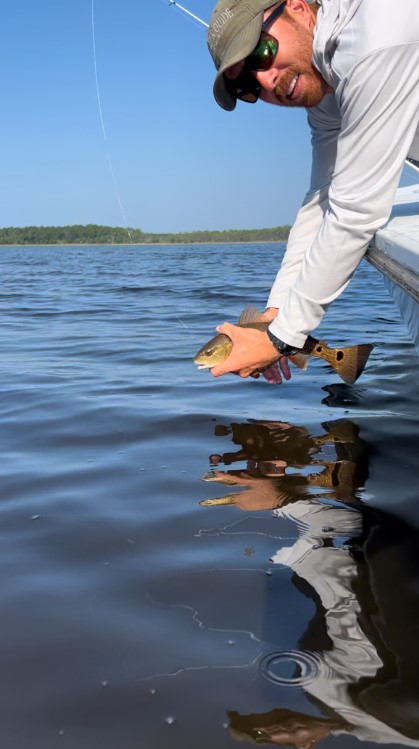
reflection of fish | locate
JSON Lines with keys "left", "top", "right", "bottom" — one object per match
{"left": 315, "top": 419, "right": 360, "bottom": 445}
{"left": 199, "top": 495, "right": 237, "bottom": 507}
{"left": 194, "top": 306, "right": 374, "bottom": 385}
{"left": 201, "top": 471, "right": 240, "bottom": 485}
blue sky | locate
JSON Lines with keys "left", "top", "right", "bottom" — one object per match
{"left": 0, "top": 0, "right": 315, "bottom": 233}
{"left": 1, "top": 0, "right": 416, "bottom": 235}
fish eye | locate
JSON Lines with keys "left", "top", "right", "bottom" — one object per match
{"left": 205, "top": 349, "right": 213, "bottom": 356}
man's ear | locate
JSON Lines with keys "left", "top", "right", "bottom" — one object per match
{"left": 285, "top": 0, "right": 314, "bottom": 28}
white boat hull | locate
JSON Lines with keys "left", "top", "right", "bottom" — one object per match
{"left": 366, "top": 180, "right": 419, "bottom": 352}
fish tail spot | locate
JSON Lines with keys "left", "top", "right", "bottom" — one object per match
{"left": 330, "top": 343, "right": 374, "bottom": 384}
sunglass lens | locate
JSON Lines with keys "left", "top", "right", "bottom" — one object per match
{"left": 225, "top": 33, "right": 275, "bottom": 104}
{"left": 247, "top": 34, "right": 278, "bottom": 71}
{"left": 234, "top": 70, "right": 261, "bottom": 103}
{"left": 225, "top": 66, "right": 261, "bottom": 104}
{"left": 237, "top": 89, "right": 259, "bottom": 103}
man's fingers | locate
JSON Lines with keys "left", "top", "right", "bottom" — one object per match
{"left": 279, "top": 357, "right": 292, "bottom": 380}
{"left": 216, "top": 322, "right": 235, "bottom": 337}
{"left": 262, "top": 368, "right": 283, "bottom": 384}
{"left": 261, "top": 362, "right": 284, "bottom": 385}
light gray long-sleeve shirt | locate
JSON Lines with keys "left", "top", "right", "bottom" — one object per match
{"left": 268, "top": 0, "right": 419, "bottom": 348}
{"left": 271, "top": 499, "right": 419, "bottom": 746}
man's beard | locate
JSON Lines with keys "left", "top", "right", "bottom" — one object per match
{"left": 273, "top": 21, "right": 329, "bottom": 108}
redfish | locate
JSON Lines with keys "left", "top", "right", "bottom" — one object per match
{"left": 194, "top": 306, "right": 373, "bottom": 385}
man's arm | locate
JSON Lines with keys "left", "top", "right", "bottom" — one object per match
{"left": 267, "top": 94, "right": 341, "bottom": 312}
{"left": 269, "top": 44, "right": 419, "bottom": 349}
{"left": 211, "top": 45, "right": 419, "bottom": 379}
{"left": 210, "top": 98, "right": 341, "bottom": 381}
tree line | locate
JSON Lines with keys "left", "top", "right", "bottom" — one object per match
{"left": 0, "top": 224, "right": 291, "bottom": 246}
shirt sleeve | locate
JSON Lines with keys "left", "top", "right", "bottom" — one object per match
{"left": 268, "top": 43, "right": 419, "bottom": 349}
{"left": 267, "top": 94, "right": 340, "bottom": 311}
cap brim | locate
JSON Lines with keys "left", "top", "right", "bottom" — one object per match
{"left": 213, "top": 14, "right": 263, "bottom": 111}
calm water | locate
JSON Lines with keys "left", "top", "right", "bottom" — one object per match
{"left": 0, "top": 243, "right": 418, "bottom": 749}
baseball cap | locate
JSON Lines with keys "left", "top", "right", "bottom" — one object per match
{"left": 208, "top": 0, "right": 278, "bottom": 111}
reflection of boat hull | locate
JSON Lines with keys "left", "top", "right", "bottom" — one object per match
{"left": 366, "top": 177, "right": 419, "bottom": 352}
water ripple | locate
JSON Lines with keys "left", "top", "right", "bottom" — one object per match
{"left": 259, "top": 649, "right": 326, "bottom": 687}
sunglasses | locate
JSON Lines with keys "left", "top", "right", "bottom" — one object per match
{"left": 229, "top": 1, "right": 286, "bottom": 104}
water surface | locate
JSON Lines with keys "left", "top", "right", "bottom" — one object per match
{"left": 0, "top": 243, "right": 418, "bottom": 748}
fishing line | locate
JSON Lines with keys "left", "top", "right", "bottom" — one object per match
{"left": 91, "top": 0, "right": 196, "bottom": 337}
{"left": 91, "top": 0, "right": 132, "bottom": 239}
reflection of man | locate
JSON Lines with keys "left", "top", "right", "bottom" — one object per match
{"left": 211, "top": 419, "right": 319, "bottom": 467}
{"left": 202, "top": 418, "right": 369, "bottom": 510}
{"left": 228, "top": 501, "right": 419, "bottom": 746}
{"left": 200, "top": 419, "right": 419, "bottom": 746}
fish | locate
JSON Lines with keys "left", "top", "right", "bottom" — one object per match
{"left": 201, "top": 471, "right": 241, "bottom": 485}
{"left": 193, "top": 306, "right": 374, "bottom": 385}
{"left": 199, "top": 495, "right": 237, "bottom": 507}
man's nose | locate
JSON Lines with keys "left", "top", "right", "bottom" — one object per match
{"left": 255, "top": 67, "right": 278, "bottom": 91}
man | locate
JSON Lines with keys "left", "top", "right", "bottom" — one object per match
{"left": 207, "top": 0, "right": 419, "bottom": 383}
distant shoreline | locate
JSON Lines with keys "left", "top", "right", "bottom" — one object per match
{"left": 0, "top": 240, "right": 286, "bottom": 247}
{"left": 0, "top": 224, "right": 290, "bottom": 247}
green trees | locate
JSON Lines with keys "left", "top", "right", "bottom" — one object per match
{"left": 0, "top": 224, "right": 290, "bottom": 246}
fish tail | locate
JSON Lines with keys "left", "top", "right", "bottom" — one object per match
{"left": 322, "top": 343, "right": 374, "bottom": 384}
{"left": 199, "top": 494, "right": 237, "bottom": 507}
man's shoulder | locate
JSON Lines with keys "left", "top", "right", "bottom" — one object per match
{"left": 333, "top": 0, "right": 419, "bottom": 67}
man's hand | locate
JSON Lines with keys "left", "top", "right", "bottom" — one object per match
{"left": 257, "top": 306, "right": 279, "bottom": 324}
{"left": 255, "top": 359, "right": 291, "bottom": 384}
{"left": 252, "top": 307, "right": 291, "bottom": 383}
{"left": 211, "top": 307, "right": 291, "bottom": 385}
{"left": 210, "top": 322, "right": 290, "bottom": 382}
{"left": 201, "top": 469, "right": 289, "bottom": 511}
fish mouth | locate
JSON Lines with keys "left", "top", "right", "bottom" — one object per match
{"left": 195, "top": 363, "right": 210, "bottom": 370}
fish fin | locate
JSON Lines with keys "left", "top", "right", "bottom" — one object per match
{"left": 289, "top": 352, "right": 309, "bottom": 370}
{"left": 237, "top": 306, "right": 264, "bottom": 325}
{"left": 329, "top": 343, "right": 374, "bottom": 384}
{"left": 199, "top": 495, "right": 237, "bottom": 507}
